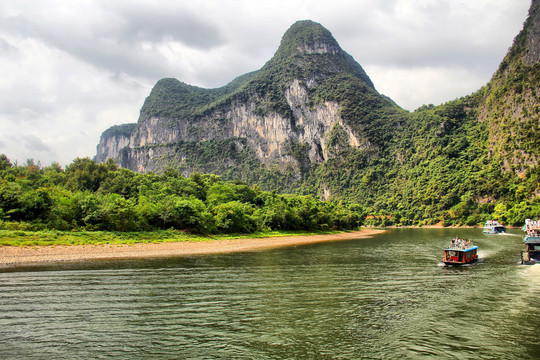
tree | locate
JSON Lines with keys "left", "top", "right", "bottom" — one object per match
{"left": 0, "top": 154, "right": 13, "bottom": 171}
{"left": 94, "top": 194, "right": 138, "bottom": 231}
{"left": 206, "top": 183, "right": 237, "bottom": 207}
{"left": 493, "top": 203, "right": 508, "bottom": 223}
{"left": 64, "top": 157, "right": 110, "bottom": 192}
{"left": 214, "top": 201, "right": 255, "bottom": 233}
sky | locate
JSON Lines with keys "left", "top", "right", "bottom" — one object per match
{"left": 0, "top": 0, "right": 532, "bottom": 167}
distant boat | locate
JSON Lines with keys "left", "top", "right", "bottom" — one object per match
{"left": 483, "top": 220, "right": 506, "bottom": 234}
{"left": 521, "top": 219, "right": 540, "bottom": 265}
{"left": 443, "top": 237, "right": 478, "bottom": 266}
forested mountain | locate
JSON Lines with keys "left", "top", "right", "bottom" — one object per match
{"left": 96, "top": 19, "right": 406, "bottom": 185}
{"left": 96, "top": 1, "right": 540, "bottom": 226}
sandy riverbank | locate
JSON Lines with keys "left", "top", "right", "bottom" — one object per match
{"left": 0, "top": 229, "right": 384, "bottom": 269}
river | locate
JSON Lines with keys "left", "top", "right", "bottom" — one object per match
{"left": 1, "top": 228, "right": 539, "bottom": 359}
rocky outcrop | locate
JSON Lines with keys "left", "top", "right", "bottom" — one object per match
{"left": 477, "top": 0, "right": 540, "bottom": 173}
{"left": 96, "top": 20, "right": 390, "bottom": 176}
{"left": 524, "top": 0, "right": 540, "bottom": 66}
{"left": 96, "top": 21, "right": 397, "bottom": 176}
{"left": 95, "top": 124, "right": 135, "bottom": 163}
{"left": 96, "top": 80, "right": 365, "bottom": 173}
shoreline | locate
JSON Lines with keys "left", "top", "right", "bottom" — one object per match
{"left": 0, "top": 229, "right": 384, "bottom": 269}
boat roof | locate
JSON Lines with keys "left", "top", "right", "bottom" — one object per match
{"left": 524, "top": 236, "right": 540, "bottom": 244}
{"left": 444, "top": 246, "right": 478, "bottom": 252}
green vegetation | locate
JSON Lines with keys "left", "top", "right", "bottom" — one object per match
{"left": 101, "top": 123, "right": 137, "bottom": 139}
{"left": 74, "top": 11, "right": 540, "bottom": 229}
{"left": 137, "top": 138, "right": 301, "bottom": 193}
{"left": 298, "top": 91, "right": 540, "bottom": 227}
{"left": 138, "top": 21, "right": 379, "bottom": 123}
{"left": 0, "top": 155, "right": 365, "bottom": 244}
{"left": 0, "top": 228, "right": 342, "bottom": 247}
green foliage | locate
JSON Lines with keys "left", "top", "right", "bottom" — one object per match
{"left": 140, "top": 78, "right": 221, "bottom": 120}
{"left": 214, "top": 201, "right": 256, "bottom": 233}
{"left": 0, "top": 155, "right": 364, "bottom": 235}
{"left": 0, "top": 154, "right": 12, "bottom": 171}
{"left": 64, "top": 157, "right": 117, "bottom": 192}
{"left": 295, "top": 88, "right": 539, "bottom": 226}
{"left": 101, "top": 123, "right": 137, "bottom": 139}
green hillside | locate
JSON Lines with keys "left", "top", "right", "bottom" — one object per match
{"left": 300, "top": 2, "right": 540, "bottom": 226}
{"left": 94, "top": 7, "right": 539, "bottom": 227}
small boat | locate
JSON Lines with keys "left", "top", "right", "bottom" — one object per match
{"left": 443, "top": 237, "right": 478, "bottom": 266}
{"left": 521, "top": 219, "right": 540, "bottom": 265}
{"left": 483, "top": 220, "right": 506, "bottom": 234}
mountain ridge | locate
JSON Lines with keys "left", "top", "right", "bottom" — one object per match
{"left": 96, "top": 19, "right": 402, "bottom": 177}
{"left": 96, "top": 4, "right": 539, "bottom": 226}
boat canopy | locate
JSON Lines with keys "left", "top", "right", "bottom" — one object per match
{"left": 524, "top": 236, "right": 540, "bottom": 244}
{"left": 444, "top": 246, "right": 478, "bottom": 252}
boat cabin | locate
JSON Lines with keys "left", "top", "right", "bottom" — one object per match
{"left": 521, "top": 219, "right": 540, "bottom": 264}
{"left": 443, "top": 238, "right": 478, "bottom": 265}
{"left": 444, "top": 246, "right": 478, "bottom": 265}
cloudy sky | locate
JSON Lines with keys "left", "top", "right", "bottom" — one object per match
{"left": 0, "top": 0, "right": 531, "bottom": 166}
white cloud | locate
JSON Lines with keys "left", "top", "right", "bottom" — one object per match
{"left": 366, "top": 65, "right": 486, "bottom": 111}
{"left": 0, "top": 0, "right": 532, "bottom": 166}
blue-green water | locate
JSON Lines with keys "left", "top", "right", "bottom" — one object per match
{"left": 1, "top": 229, "right": 539, "bottom": 359}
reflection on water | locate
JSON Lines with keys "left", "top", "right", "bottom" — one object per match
{"left": 0, "top": 229, "right": 539, "bottom": 359}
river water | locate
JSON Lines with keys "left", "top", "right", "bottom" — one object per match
{"left": 1, "top": 229, "right": 539, "bottom": 359}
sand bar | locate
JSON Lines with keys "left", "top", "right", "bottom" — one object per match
{"left": 0, "top": 229, "right": 384, "bottom": 269}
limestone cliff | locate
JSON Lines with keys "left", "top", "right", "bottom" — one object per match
{"left": 95, "top": 123, "right": 135, "bottom": 164}
{"left": 477, "top": 0, "right": 540, "bottom": 174}
{"left": 95, "top": 20, "right": 402, "bottom": 178}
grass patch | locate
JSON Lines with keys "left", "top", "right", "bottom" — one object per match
{"left": 0, "top": 229, "right": 349, "bottom": 247}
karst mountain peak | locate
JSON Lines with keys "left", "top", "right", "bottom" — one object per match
{"left": 96, "top": 19, "right": 398, "bottom": 178}
{"left": 96, "top": 4, "right": 538, "bottom": 217}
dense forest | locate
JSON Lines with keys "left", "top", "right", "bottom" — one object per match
{"left": 301, "top": 89, "right": 540, "bottom": 227}
{"left": 0, "top": 155, "right": 364, "bottom": 234}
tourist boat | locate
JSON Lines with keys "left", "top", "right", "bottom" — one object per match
{"left": 443, "top": 238, "right": 478, "bottom": 266}
{"left": 521, "top": 219, "right": 540, "bottom": 265}
{"left": 482, "top": 220, "right": 506, "bottom": 234}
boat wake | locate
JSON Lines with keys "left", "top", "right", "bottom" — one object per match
{"left": 521, "top": 263, "right": 540, "bottom": 275}
{"left": 518, "top": 264, "right": 540, "bottom": 293}
{"left": 477, "top": 250, "right": 493, "bottom": 259}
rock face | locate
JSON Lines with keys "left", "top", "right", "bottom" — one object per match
{"left": 95, "top": 20, "right": 399, "bottom": 176}
{"left": 524, "top": 0, "right": 540, "bottom": 66}
{"left": 477, "top": 0, "right": 540, "bottom": 173}
{"left": 95, "top": 123, "right": 135, "bottom": 164}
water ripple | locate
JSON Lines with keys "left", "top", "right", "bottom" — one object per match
{"left": 0, "top": 229, "right": 538, "bottom": 359}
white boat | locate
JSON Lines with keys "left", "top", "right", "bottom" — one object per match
{"left": 483, "top": 220, "right": 506, "bottom": 234}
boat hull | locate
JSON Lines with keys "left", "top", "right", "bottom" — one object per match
{"left": 521, "top": 219, "right": 540, "bottom": 264}
{"left": 521, "top": 249, "right": 540, "bottom": 265}
{"left": 483, "top": 227, "right": 506, "bottom": 234}
{"left": 443, "top": 258, "right": 478, "bottom": 266}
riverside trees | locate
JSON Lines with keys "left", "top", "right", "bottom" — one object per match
{"left": 0, "top": 156, "right": 364, "bottom": 233}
